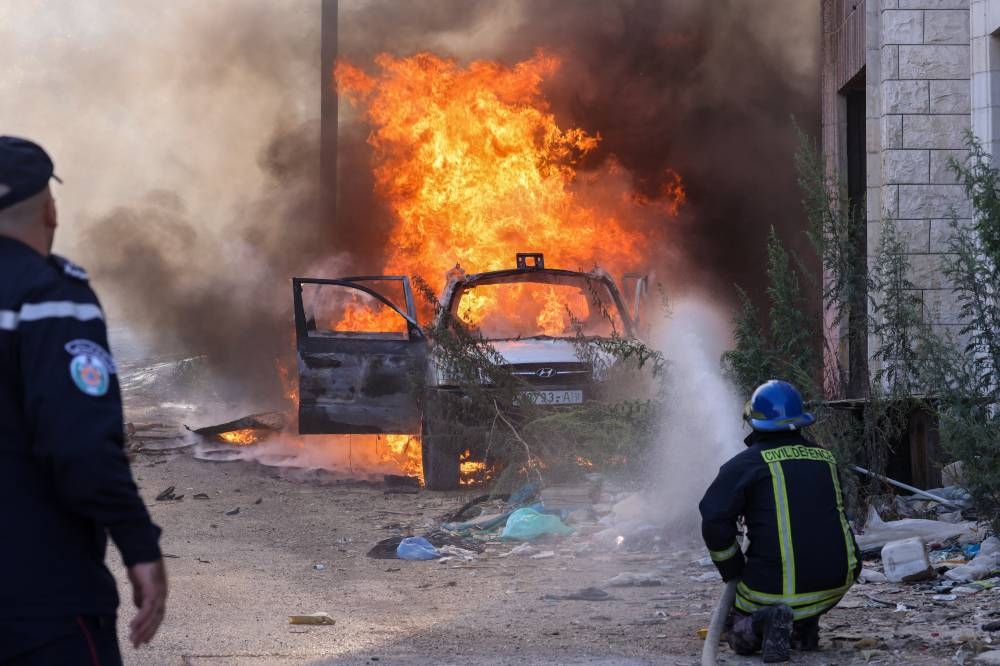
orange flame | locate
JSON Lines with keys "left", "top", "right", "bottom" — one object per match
{"left": 218, "top": 429, "right": 268, "bottom": 446}
{"left": 334, "top": 51, "right": 684, "bottom": 334}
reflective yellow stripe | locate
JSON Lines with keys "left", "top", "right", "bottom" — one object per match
{"left": 737, "top": 580, "right": 852, "bottom": 607}
{"left": 735, "top": 590, "right": 844, "bottom": 621}
{"left": 767, "top": 460, "right": 796, "bottom": 596}
{"left": 709, "top": 541, "right": 739, "bottom": 562}
{"left": 828, "top": 461, "right": 858, "bottom": 587}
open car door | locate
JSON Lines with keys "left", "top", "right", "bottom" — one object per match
{"left": 621, "top": 272, "right": 650, "bottom": 339}
{"left": 293, "top": 276, "right": 426, "bottom": 434}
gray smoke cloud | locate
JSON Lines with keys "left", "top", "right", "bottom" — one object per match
{"left": 1, "top": 0, "right": 819, "bottom": 406}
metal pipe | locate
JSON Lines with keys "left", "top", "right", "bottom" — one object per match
{"left": 850, "top": 464, "right": 963, "bottom": 508}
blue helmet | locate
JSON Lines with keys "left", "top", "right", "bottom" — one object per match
{"left": 744, "top": 380, "right": 815, "bottom": 431}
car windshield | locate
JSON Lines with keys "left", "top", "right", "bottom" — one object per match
{"left": 452, "top": 273, "right": 625, "bottom": 340}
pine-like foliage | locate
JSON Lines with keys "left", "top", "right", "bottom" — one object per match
{"left": 869, "top": 219, "right": 924, "bottom": 394}
{"left": 766, "top": 226, "right": 817, "bottom": 392}
{"left": 722, "top": 286, "right": 774, "bottom": 397}
{"left": 932, "top": 135, "right": 1000, "bottom": 532}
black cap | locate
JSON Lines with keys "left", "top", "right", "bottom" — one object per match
{"left": 0, "top": 136, "right": 62, "bottom": 211}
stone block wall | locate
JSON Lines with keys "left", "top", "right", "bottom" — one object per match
{"left": 871, "top": 0, "right": 972, "bottom": 355}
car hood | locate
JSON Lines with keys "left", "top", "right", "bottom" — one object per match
{"left": 489, "top": 338, "right": 591, "bottom": 365}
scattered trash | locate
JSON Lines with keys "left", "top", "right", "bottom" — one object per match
{"left": 499, "top": 543, "right": 538, "bottom": 558}
{"left": 947, "top": 537, "right": 1000, "bottom": 582}
{"left": 606, "top": 572, "right": 666, "bottom": 587}
{"left": 952, "top": 580, "right": 997, "bottom": 595}
{"left": 193, "top": 493, "right": 210, "bottom": 500}
{"left": 368, "top": 536, "right": 404, "bottom": 559}
{"left": 693, "top": 556, "right": 713, "bottom": 567}
{"left": 313, "top": 564, "right": 326, "bottom": 571}
{"left": 882, "top": 537, "right": 935, "bottom": 582}
{"left": 437, "top": 545, "right": 476, "bottom": 561}
{"left": 155, "top": 486, "right": 183, "bottom": 501}
{"left": 254, "top": 497, "right": 263, "bottom": 505}
{"left": 933, "top": 594, "right": 957, "bottom": 602}
{"left": 858, "top": 568, "right": 888, "bottom": 584}
{"left": 396, "top": 536, "right": 440, "bottom": 561}
{"left": 288, "top": 612, "right": 336, "bottom": 626}
{"left": 225, "top": 507, "right": 240, "bottom": 516}
{"left": 539, "top": 482, "right": 600, "bottom": 511}
{"left": 442, "top": 512, "right": 511, "bottom": 532}
{"left": 530, "top": 550, "right": 556, "bottom": 560}
{"left": 190, "top": 411, "right": 285, "bottom": 440}
{"left": 500, "top": 508, "right": 573, "bottom": 541}
{"left": 857, "top": 507, "right": 978, "bottom": 552}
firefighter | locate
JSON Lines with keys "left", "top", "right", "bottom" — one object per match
{"left": 699, "top": 379, "right": 860, "bottom": 662}
{"left": 0, "top": 136, "right": 167, "bottom": 664}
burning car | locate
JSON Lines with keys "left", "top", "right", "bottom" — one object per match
{"left": 293, "top": 253, "right": 646, "bottom": 489}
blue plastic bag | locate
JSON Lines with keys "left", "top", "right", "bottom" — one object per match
{"left": 500, "top": 507, "right": 574, "bottom": 541}
{"left": 396, "top": 536, "right": 441, "bottom": 560}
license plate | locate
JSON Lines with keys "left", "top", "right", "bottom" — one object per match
{"left": 520, "top": 390, "right": 583, "bottom": 405}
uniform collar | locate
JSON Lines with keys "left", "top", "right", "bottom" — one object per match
{"left": 743, "top": 429, "right": 809, "bottom": 449}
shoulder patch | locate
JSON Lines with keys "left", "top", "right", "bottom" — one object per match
{"left": 69, "top": 353, "right": 110, "bottom": 397}
{"left": 51, "top": 254, "right": 90, "bottom": 282}
{"left": 65, "top": 339, "right": 118, "bottom": 374}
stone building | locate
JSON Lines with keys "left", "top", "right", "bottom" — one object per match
{"left": 821, "top": 0, "right": 997, "bottom": 397}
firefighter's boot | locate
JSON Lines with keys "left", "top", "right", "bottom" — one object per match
{"left": 792, "top": 616, "right": 820, "bottom": 651}
{"left": 753, "top": 604, "right": 793, "bottom": 663}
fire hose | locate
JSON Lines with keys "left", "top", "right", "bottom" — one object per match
{"left": 700, "top": 578, "right": 737, "bottom": 666}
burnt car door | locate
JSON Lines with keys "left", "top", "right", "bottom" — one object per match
{"left": 292, "top": 276, "right": 427, "bottom": 434}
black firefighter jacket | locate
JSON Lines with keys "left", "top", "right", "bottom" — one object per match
{"left": 699, "top": 430, "right": 861, "bottom": 621}
{"left": 0, "top": 237, "right": 161, "bottom": 641}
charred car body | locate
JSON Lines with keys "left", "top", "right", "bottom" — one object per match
{"left": 293, "top": 253, "right": 646, "bottom": 489}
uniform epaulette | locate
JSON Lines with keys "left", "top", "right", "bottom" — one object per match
{"left": 51, "top": 255, "right": 90, "bottom": 282}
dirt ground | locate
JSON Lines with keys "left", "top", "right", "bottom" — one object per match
{"left": 110, "top": 444, "right": 997, "bottom": 666}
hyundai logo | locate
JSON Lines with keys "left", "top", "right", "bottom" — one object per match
{"left": 536, "top": 368, "right": 555, "bottom": 378}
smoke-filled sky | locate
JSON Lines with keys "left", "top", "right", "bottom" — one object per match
{"left": 1, "top": 0, "right": 819, "bottom": 405}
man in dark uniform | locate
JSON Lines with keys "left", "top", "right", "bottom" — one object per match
{"left": 699, "top": 380, "right": 860, "bottom": 662}
{"left": 0, "top": 137, "right": 167, "bottom": 664}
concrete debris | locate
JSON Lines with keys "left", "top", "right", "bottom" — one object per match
{"left": 976, "top": 650, "right": 1000, "bottom": 664}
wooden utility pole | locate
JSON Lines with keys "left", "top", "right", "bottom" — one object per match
{"left": 320, "top": 0, "right": 338, "bottom": 225}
